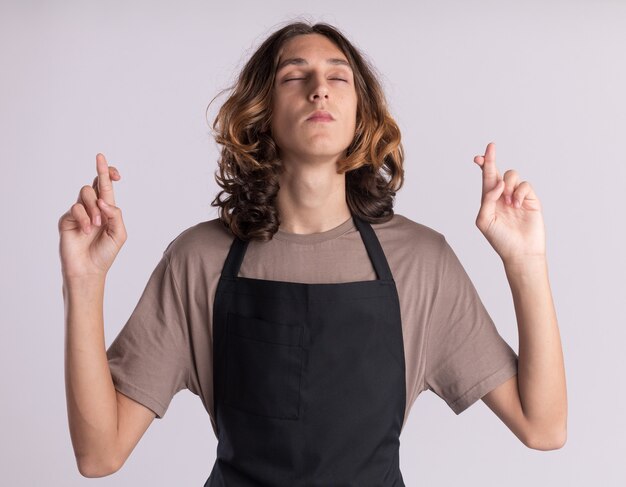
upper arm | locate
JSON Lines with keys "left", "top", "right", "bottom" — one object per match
{"left": 424, "top": 236, "right": 521, "bottom": 416}
{"left": 482, "top": 374, "right": 567, "bottom": 451}
{"left": 481, "top": 374, "right": 533, "bottom": 447}
{"left": 112, "top": 390, "right": 156, "bottom": 472}
{"left": 105, "top": 250, "right": 191, "bottom": 471}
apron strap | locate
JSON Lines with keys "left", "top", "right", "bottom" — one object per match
{"left": 352, "top": 214, "right": 394, "bottom": 281}
{"left": 221, "top": 234, "right": 248, "bottom": 279}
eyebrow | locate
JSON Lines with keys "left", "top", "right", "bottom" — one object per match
{"left": 276, "top": 57, "right": 353, "bottom": 72}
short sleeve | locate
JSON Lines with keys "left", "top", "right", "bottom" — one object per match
{"left": 424, "top": 236, "right": 518, "bottom": 415}
{"left": 106, "top": 250, "right": 190, "bottom": 419}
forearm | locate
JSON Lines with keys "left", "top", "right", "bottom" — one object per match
{"left": 63, "top": 277, "right": 119, "bottom": 476}
{"left": 504, "top": 257, "right": 567, "bottom": 446}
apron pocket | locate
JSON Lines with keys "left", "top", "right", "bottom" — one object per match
{"left": 225, "top": 311, "right": 303, "bottom": 420}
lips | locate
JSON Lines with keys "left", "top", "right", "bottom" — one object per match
{"left": 306, "top": 110, "right": 334, "bottom": 121}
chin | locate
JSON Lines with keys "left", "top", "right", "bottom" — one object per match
{"left": 304, "top": 137, "right": 351, "bottom": 152}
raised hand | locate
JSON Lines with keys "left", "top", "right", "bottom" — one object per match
{"left": 473, "top": 142, "right": 546, "bottom": 265}
{"left": 58, "top": 153, "right": 127, "bottom": 280}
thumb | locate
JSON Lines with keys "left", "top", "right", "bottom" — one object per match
{"left": 97, "top": 198, "right": 126, "bottom": 241}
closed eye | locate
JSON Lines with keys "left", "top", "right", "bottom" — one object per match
{"left": 284, "top": 78, "right": 348, "bottom": 82}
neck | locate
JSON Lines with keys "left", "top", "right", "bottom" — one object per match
{"left": 276, "top": 156, "right": 351, "bottom": 235}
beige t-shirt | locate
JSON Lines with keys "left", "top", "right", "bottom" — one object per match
{"left": 106, "top": 213, "right": 518, "bottom": 436}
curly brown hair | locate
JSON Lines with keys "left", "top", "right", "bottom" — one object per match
{"left": 207, "top": 20, "right": 405, "bottom": 242}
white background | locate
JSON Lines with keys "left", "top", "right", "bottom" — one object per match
{"left": 1, "top": 0, "right": 624, "bottom": 485}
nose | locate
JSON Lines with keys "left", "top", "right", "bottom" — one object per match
{"left": 308, "top": 76, "right": 329, "bottom": 101}
{"left": 309, "top": 91, "right": 329, "bottom": 101}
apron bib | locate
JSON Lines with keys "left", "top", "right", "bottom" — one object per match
{"left": 205, "top": 213, "right": 406, "bottom": 486}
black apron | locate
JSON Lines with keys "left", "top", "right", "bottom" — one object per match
{"left": 205, "top": 213, "right": 406, "bottom": 486}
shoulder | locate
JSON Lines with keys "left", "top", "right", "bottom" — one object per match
{"left": 371, "top": 212, "right": 446, "bottom": 257}
{"left": 161, "top": 217, "right": 234, "bottom": 269}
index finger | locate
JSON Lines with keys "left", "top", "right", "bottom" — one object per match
{"left": 478, "top": 142, "right": 500, "bottom": 196}
{"left": 96, "top": 153, "right": 116, "bottom": 206}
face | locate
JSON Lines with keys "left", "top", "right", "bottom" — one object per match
{"left": 270, "top": 34, "right": 358, "bottom": 165}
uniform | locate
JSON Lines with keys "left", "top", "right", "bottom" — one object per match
{"left": 106, "top": 212, "right": 518, "bottom": 484}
